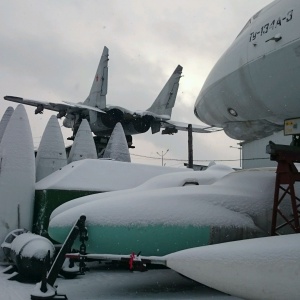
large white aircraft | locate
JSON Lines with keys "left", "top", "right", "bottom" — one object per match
{"left": 4, "top": 47, "right": 213, "bottom": 139}
{"left": 194, "top": 0, "right": 300, "bottom": 141}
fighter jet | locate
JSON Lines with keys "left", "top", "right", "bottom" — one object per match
{"left": 194, "top": 0, "right": 300, "bottom": 141}
{"left": 4, "top": 47, "right": 214, "bottom": 139}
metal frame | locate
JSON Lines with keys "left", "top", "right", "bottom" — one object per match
{"left": 267, "top": 142, "right": 300, "bottom": 235}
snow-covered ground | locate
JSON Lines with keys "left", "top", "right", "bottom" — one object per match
{"left": 0, "top": 263, "right": 241, "bottom": 299}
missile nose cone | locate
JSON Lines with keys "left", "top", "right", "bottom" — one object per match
{"left": 103, "top": 122, "right": 131, "bottom": 162}
{"left": 0, "top": 106, "right": 14, "bottom": 144}
{"left": 36, "top": 115, "right": 67, "bottom": 182}
{"left": 67, "top": 119, "right": 97, "bottom": 163}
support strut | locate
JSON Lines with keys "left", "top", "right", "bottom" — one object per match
{"left": 31, "top": 215, "right": 87, "bottom": 299}
{"left": 267, "top": 142, "right": 300, "bottom": 235}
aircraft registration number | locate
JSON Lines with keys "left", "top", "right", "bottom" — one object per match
{"left": 249, "top": 10, "right": 293, "bottom": 42}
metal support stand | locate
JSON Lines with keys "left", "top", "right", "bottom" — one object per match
{"left": 267, "top": 142, "right": 300, "bottom": 235}
{"left": 31, "top": 215, "right": 87, "bottom": 300}
{"left": 187, "top": 124, "right": 193, "bottom": 169}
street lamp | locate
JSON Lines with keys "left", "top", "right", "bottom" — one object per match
{"left": 230, "top": 145, "right": 242, "bottom": 168}
{"left": 157, "top": 149, "right": 169, "bottom": 166}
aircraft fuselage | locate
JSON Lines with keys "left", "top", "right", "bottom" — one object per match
{"left": 194, "top": 0, "right": 300, "bottom": 141}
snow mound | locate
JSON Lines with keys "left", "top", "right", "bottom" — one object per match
{"left": 36, "top": 159, "right": 188, "bottom": 192}
{"left": 137, "top": 164, "right": 234, "bottom": 189}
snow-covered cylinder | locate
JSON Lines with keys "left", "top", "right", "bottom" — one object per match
{"left": 1, "top": 230, "right": 55, "bottom": 280}
{"left": 48, "top": 168, "right": 277, "bottom": 256}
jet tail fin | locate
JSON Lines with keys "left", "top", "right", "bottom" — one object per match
{"left": 147, "top": 65, "right": 182, "bottom": 118}
{"left": 84, "top": 46, "right": 109, "bottom": 109}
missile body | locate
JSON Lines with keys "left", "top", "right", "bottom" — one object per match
{"left": 0, "top": 105, "right": 35, "bottom": 261}
{"left": 166, "top": 234, "right": 300, "bottom": 300}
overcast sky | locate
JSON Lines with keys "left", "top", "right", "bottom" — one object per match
{"left": 0, "top": 0, "right": 274, "bottom": 168}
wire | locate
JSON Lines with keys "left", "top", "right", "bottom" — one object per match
{"left": 130, "top": 153, "right": 270, "bottom": 163}
{"left": 131, "top": 154, "right": 160, "bottom": 160}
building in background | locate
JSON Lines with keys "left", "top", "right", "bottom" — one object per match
{"left": 242, "top": 131, "right": 292, "bottom": 169}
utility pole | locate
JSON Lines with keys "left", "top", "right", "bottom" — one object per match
{"left": 230, "top": 144, "right": 242, "bottom": 168}
{"left": 157, "top": 149, "right": 169, "bottom": 166}
{"left": 188, "top": 124, "right": 193, "bottom": 169}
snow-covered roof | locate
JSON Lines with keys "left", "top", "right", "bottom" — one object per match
{"left": 36, "top": 159, "right": 188, "bottom": 192}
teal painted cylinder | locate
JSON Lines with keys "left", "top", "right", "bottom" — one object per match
{"left": 49, "top": 224, "right": 211, "bottom": 256}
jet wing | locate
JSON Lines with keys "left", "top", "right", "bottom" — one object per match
{"left": 62, "top": 101, "right": 105, "bottom": 113}
{"left": 4, "top": 95, "right": 71, "bottom": 112}
{"left": 161, "top": 120, "right": 222, "bottom": 134}
{"left": 4, "top": 96, "right": 105, "bottom": 114}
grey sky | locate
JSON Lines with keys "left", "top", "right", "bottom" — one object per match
{"left": 0, "top": 0, "right": 274, "bottom": 167}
